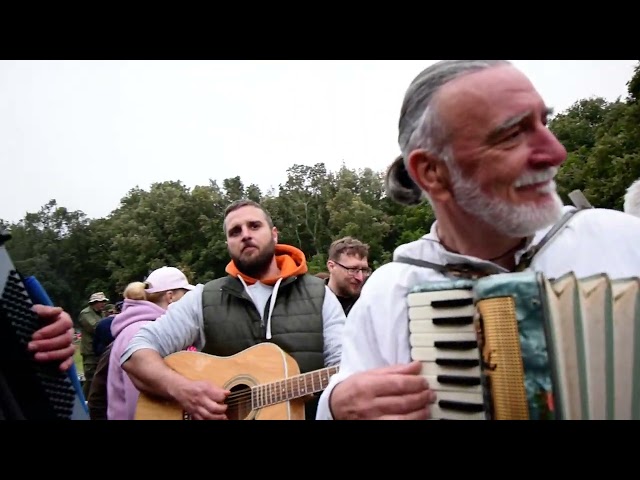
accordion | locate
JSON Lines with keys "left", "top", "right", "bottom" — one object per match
{"left": 408, "top": 270, "right": 640, "bottom": 420}
{"left": 0, "top": 232, "right": 78, "bottom": 419}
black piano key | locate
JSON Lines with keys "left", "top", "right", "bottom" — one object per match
{"left": 437, "top": 375, "right": 481, "bottom": 386}
{"left": 436, "top": 358, "right": 479, "bottom": 368}
{"left": 432, "top": 316, "right": 474, "bottom": 326}
{"left": 434, "top": 340, "right": 478, "bottom": 350}
{"left": 431, "top": 298, "right": 474, "bottom": 308}
{"left": 439, "top": 400, "right": 485, "bottom": 413}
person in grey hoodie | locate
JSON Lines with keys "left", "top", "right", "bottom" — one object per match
{"left": 106, "top": 267, "right": 194, "bottom": 420}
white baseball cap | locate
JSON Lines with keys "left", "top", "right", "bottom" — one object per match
{"left": 144, "top": 266, "right": 195, "bottom": 294}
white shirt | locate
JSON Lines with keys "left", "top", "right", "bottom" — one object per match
{"left": 315, "top": 206, "right": 640, "bottom": 419}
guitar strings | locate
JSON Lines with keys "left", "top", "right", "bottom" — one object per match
{"left": 201, "top": 369, "right": 338, "bottom": 407}
{"left": 222, "top": 384, "right": 316, "bottom": 407}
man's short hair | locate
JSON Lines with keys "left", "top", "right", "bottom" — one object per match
{"left": 223, "top": 199, "right": 274, "bottom": 233}
{"left": 328, "top": 236, "right": 369, "bottom": 261}
{"left": 624, "top": 178, "right": 640, "bottom": 218}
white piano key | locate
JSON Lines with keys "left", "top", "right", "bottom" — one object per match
{"left": 409, "top": 319, "right": 476, "bottom": 333}
{"left": 431, "top": 404, "right": 487, "bottom": 420}
{"left": 408, "top": 304, "right": 477, "bottom": 321}
{"left": 411, "top": 346, "right": 480, "bottom": 362}
{"left": 409, "top": 332, "right": 478, "bottom": 347}
{"left": 408, "top": 289, "right": 473, "bottom": 307}
{"left": 424, "top": 374, "right": 483, "bottom": 394}
{"left": 419, "top": 362, "right": 481, "bottom": 377}
{"left": 435, "top": 390, "right": 484, "bottom": 405}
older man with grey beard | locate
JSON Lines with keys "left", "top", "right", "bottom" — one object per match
{"left": 316, "top": 60, "right": 640, "bottom": 421}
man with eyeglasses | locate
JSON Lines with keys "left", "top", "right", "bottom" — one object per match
{"left": 325, "top": 237, "right": 372, "bottom": 316}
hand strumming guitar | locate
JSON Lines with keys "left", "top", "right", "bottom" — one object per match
{"left": 168, "top": 378, "right": 231, "bottom": 420}
{"left": 123, "top": 348, "right": 233, "bottom": 420}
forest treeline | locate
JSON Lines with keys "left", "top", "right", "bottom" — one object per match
{"left": 2, "top": 62, "right": 639, "bottom": 322}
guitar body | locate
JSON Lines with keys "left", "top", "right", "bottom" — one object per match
{"left": 135, "top": 343, "right": 305, "bottom": 420}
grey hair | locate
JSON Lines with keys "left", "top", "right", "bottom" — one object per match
{"left": 624, "top": 178, "right": 640, "bottom": 218}
{"left": 384, "top": 60, "right": 512, "bottom": 205}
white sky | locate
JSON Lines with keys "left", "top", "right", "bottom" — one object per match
{"left": 0, "top": 60, "right": 637, "bottom": 223}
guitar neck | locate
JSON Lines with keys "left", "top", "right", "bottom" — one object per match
{"left": 252, "top": 365, "right": 339, "bottom": 409}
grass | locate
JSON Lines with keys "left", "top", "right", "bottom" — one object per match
{"left": 73, "top": 340, "right": 83, "bottom": 375}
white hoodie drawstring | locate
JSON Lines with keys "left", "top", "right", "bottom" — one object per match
{"left": 265, "top": 278, "right": 282, "bottom": 340}
{"left": 238, "top": 276, "right": 282, "bottom": 340}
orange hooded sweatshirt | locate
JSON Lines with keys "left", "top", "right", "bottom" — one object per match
{"left": 224, "top": 244, "right": 308, "bottom": 286}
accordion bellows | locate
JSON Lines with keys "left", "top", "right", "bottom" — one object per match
{"left": 408, "top": 270, "right": 640, "bottom": 420}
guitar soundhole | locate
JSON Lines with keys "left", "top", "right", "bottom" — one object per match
{"left": 226, "top": 383, "right": 253, "bottom": 420}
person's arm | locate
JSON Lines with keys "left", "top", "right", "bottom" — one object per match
{"left": 78, "top": 310, "right": 99, "bottom": 336}
{"left": 120, "top": 285, "right": 230, "bottom": 420}
{"left": 321, "top": 286, "right": 346, "bottom": 367}
{"left": 316, "top": 288, "right": 390, "bottom": 419}
{"left": 120, "top": 285, "right": 205, "bottom": 391}
{"left": 316, "top": 263, "right": 435, "bottom": 420}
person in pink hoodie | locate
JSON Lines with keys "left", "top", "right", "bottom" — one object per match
{"left": 107, "top": 266, "right": 195, "bottom": 420}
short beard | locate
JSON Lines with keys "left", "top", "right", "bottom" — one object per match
{"left": 449, "top": 162, "right": 564, "bottom": 238}
{"left": 231, "top": 241, "right": 276, "bottom": 279}
{"left": 334, "top": 280, "right": 360, "bottom": 299}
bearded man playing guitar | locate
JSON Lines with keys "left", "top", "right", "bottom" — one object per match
{"left": 121, "top": 199, "right": 345, "bottom": 420}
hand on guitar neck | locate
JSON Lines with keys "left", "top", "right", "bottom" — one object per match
{"left": 328, "top": 361, "right": 436, "bottom": 420}
{"left": 123, "top": 348, "right": 231, "bottom": 420}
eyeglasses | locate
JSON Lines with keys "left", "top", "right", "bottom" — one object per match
{"left": 333, "top": 261, "right": 372, "bottom": 277}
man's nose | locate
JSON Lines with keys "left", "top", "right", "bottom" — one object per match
{"left": 529, "top": 126, "right": 567, "bottom": 169}
{"left": 241, "top": 227, "right": 252, "bottom": 240}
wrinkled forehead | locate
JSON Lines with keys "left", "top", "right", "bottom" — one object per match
{"left": 436, "top": 65, "right": 545, "bottom": 135}
{"left": 225, "top": 206, "right": 269, "bottom": 232}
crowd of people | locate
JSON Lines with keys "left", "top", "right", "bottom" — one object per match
{"left": 4, "top": 59, "right": 640, "bottom": 421}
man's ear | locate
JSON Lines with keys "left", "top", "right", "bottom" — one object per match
{"left": 406, "top": 149, "right": 452, "bottom": 202}
{"left": 272, "top": 226, "right": 278, "bottom": 244}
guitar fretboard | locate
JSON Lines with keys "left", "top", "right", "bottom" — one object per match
{"left": 252, "top": 365, "right": 339, "bottom": 409}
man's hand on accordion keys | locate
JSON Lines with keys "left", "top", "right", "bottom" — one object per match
{"left": 329, "top": 360, "right": 436, "bottom": 420}
{"left": 27, "top": 305, "right": 76, "bottom": 372}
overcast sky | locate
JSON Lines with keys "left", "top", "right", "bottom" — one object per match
{"left": 1, "top": 60, "right": 637, "bottom": 223}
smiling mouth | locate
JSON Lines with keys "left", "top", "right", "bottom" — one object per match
{"left": 514, "top": 168, "right": 558, "bottom": 193}
{"left": 515, "top": 179, "right": 556, "bottom": 194}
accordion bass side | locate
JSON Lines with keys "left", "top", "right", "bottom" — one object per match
{"left": 407, "top": 270, "right": 640, "bottom": 420}
{"left": 0, "top": 232, "right": 77, "bottom": 419}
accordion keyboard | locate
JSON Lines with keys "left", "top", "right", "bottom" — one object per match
{"left": 408, "top": 287, "right": 486, "bottom": 420}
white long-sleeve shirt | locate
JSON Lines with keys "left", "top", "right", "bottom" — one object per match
{"left": 120, "top": 280, "right": 345, "bottom": 368}
{"left": 315, "top": 206, "right": 640, "bottom": 419}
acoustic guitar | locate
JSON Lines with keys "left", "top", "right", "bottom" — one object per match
{"left": 135, "top": 342, "right": 339, "bottom": 420}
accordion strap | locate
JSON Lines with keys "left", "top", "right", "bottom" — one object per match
{"left": 393, "top": 256, "right": 499, "bottom": 279}
{"left": 395, "top": 190, "right": 593, "bottom": 279}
